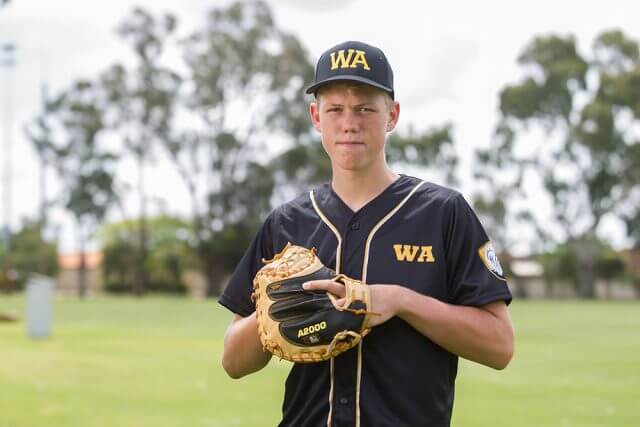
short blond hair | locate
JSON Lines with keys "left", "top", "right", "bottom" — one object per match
{"left": 314, "top": 82, "right": 394, "bottom": 111}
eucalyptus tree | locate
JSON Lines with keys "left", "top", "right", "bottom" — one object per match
{"left": 100, "top": 8, "right": 182, "bottom": 295}
{"left": 0, "top": 219, "right": 58, "bottom": 289}
{"left": 44, "top": 80, "right": 118, "bottom": 298}
{"left": 160, "top": 0, "right": 313, "bottom": 295}
{"left": 476, "top": 30, "right": 640, "bottom": 297}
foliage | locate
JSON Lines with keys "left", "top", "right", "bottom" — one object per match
{"left": 99, "top": 216, "right": 196, "bottom": 294}
{"left": 0, "top": 221, "right": 58, "bottom": 292}
{"left": 537, "top": 237, "right": 630, "bottom": 295}
{"left": 387, "top": 123, "right": 459, "bottom": 187}
{"left": 100, "top": 8, "right": 183, "bottom": 296}
{"left": 596, "top": 250, "right": 627, "bottom": 282}
{"left": 476, "top": 29, "right": 640, "bottom": 297}
{"left": 160, "top": 0, "right": 314, "bottom": 295}
{"left": 537, "top": 243, "right": 579, "bottom": 287}
{"left": 46, "top": 80, "right": 118, "bottom": 226}
{"left": 26, "top": 80, "right": 118, "bottom": 298}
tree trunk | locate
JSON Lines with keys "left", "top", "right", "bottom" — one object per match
{"left": 191, "top": 213, "right": 222, "bottom": 298}
{"left": 135, "top": 213, "right": 147, "bottom": 296}
{"left": 633, "top": 280, "right": 640, "bottom": 299}
{"left": 574, "top": 238, "right": 597, "bottom": 299}
{"left": 576, "top": 258, "right": 596, "bottom": 298}
{"left": 513, "top": 276, "right": 529, "bottom": 299}
{"left": 203, "top": 256, "right": 225, "bottom": 298}
{"left": 0, "top": 262, "right": 11, "bottom": 293}
{"left": 544, "top": 276, "right": 554, "bottom": 298}
{"left": 134, "top": 156, "right": 147, "bottom": 297}
{"left": 195, "top": 239, "right": 225, "bottom": 298}
{"left": 77, "top": 228, "right": 87, "bottom": 299}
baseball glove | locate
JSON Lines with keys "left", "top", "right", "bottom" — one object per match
{"left": 252, "top": 243, "right": 375, "bottom": 363}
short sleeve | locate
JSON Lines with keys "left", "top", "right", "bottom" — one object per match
{"left": 218, "top": 213, "right": 277, "bottom": 317}
{"left": 444, "top": 194, "right": 512, "bottom": 306}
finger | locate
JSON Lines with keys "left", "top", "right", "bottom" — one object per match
{"left": 303, "top": 280, "right": 346, "bottom": 297}
{"left": 302, "top": 279, "right": 332, "bottom": 289}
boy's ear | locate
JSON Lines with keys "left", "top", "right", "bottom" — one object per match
{"left": 309, "top": 101, "right": 322, "bottom": 132}
{"left": 386, "top": 101, "right": 400, "bottom": 132}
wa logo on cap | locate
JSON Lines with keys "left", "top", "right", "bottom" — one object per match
{"left": 330, "top": 49, "right": 371, "bottom": 71}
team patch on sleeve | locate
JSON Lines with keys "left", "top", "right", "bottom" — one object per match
{"left": 478, "top": 241, "right": 506, "bottom": 281}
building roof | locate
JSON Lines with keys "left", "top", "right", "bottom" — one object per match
{"left": 58, "top": 251, "right": 103, "bottom": 269}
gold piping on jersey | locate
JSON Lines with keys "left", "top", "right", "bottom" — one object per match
{"left": 355, "top": 180, "right": 425, "bottom": 427}
{"left": 355, "top": 343, "right": 363, "bottom": 427}
{"left": 361, "top": 181, "right": 426, "bottom": 283}
{"left": 310, "top": 181, "right": 424, "bottom": 427}
{"left": 310, "top": 189, "right": 342, "bottom": 427}
{"left": 328, "top": 357, "right": 335, "bottom": 427}
{"left": 310, "top": 190, "right": 342, "bottom": 274}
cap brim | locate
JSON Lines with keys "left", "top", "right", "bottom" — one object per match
{"left": 305, "top": 75, "right": 394, "bottom": 98}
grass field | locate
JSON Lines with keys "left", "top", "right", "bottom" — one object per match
{"left": 0, "top": 296, "right": 638, "bottom": 427}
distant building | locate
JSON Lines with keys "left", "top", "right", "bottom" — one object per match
{"left": 621, "top": 249, "right": 640, "bottom": 277}
{"left": 55, "top": 251, "right": 208, "bottom": 297}
{"left": 504, "top": 249, "right": 639, "bottom": 299}
{"left": 56, "top": 251, "right": 104, "bottom": 296}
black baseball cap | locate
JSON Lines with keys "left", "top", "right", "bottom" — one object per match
{"left": 305, "top": 41, "right": 395, "bottom": 99}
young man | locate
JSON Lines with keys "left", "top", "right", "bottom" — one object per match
{"left": 220, "top": 40, "right": 514, "bottom": 427}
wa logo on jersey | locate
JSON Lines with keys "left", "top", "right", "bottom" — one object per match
{"left": 393, "top": 244, "right": 435, "bottom": 263}
{"left": 478, "top": 241, "right": 505, "bottom": 280}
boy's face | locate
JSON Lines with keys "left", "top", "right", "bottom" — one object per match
{"left": 309, "top": 83, "right": 400, "bottom": 174}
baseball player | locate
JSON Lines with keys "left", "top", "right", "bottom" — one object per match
{"left": 220, "top": 40, "right": 514, "bottom": 427}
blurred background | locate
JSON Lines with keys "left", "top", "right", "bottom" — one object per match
{"left": 0, "top": 1, "right": 639, "bottom": 426}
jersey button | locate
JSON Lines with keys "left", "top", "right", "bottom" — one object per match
{"left": 339, "top": 397, "right": 348, "bottom": 405}
{"left": 350, "top": 222, "right": 360, "bottom": 231}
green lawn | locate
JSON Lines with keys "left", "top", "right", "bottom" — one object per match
{"left": 0, "top": 296, "right": 638, "bottom": 427}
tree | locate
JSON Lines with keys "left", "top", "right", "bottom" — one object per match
{"left": 0, "top": 219, "right": 58, "bottom": 291}
{"left": 593, "top": 31, "right": 640, "bottom": 248}
{"left": 160, "top": 0, "right": 313, "bottom": 296}
{"left": 24, "top": 87, "right": 54, "bottom": 227}
{"left": 101, "top": 7, "right": 182, "bottom": 296}
{"left": 387, "top": 123, "right": 459, "bottom": 187}
{"left": 45, "top": 80, "right": 118, "bottom": 298}
{"left": 537, "top": 242, "right": 578, "bottom": 298}
{"left": 99, "top": 216, "right": 197, "bottom": 294}
{"left": 0, "top": 231, "right": 14, "bottom": 292}
{"left": 596, "top": 250, "right": 627, "bottom": 299}
{"left": 476, "top": 30, "right": 640, "bottom": 297}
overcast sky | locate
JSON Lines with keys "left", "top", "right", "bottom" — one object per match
{"left": 0, "top": 0, "right": 636, "bottom": 252}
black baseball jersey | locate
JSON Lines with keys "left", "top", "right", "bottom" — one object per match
{"left": 219, "top": 175, "right": 512, "bottom": 427}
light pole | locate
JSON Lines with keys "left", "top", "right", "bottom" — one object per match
{"left": 1, "top": 42, "right": 15, "bottom": 236}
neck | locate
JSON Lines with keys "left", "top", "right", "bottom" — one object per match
{"left": 331, "top": 162, "right": 400, "bottom": 212}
